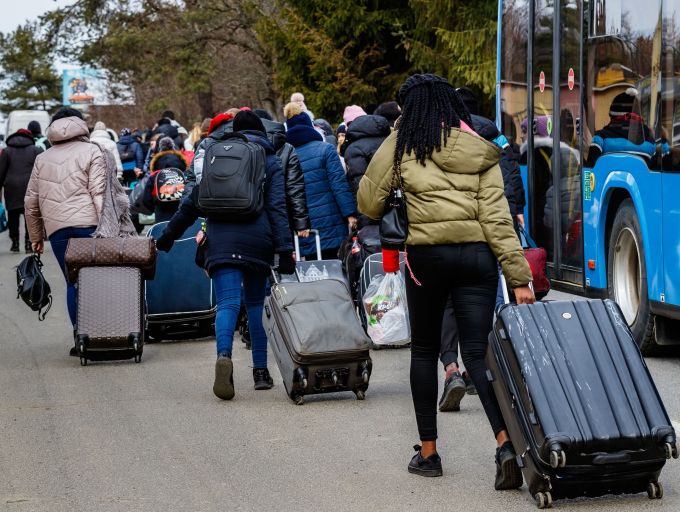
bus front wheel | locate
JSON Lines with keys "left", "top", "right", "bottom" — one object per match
{"left": 607, "top": 199, "right": 656, "bottom": 355}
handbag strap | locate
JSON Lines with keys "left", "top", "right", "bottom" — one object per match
{"left": 390, "top": 158, "right": 404, "bottom": 192}
{"left": 519, "top": 226, "right": 538, "bottom": 249}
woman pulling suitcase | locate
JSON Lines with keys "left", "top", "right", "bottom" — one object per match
{"left": 156, "top": 111, "right": 294, "bottom": 399}
{"left": 358, "top": 74, "right": 535, "bottom": 487}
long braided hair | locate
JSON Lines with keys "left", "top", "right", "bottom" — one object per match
{"left": 394, "top": 74, "right": 473, "bottom": 168}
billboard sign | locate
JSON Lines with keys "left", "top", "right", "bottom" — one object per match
{"left": 62, "top": 68, "right": 133, "bottom": 106}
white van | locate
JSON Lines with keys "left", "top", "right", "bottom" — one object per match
{"left": 5, "top": 110, "right": 51, "bottom": 138}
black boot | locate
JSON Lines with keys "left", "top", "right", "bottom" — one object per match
{"left": 25, "top": 239, "right": 33, "bottom": 253}
{"left": 10, "top": 237, "right": 19, "bottom": 253}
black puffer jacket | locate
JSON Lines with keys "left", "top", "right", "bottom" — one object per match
{"left": 470, "top": 115, "right": 526, "bottom": 217}
{"left": 262, "top": 119, "right": 310, "bottom": 231}
{"left": 342, "top": 115, "right": 391, "bottom": 195}
{"left": 0, "top": 131, "right": 42, "bottom": 210}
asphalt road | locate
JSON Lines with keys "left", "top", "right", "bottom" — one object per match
{"left": 1, "top": 235, "right": 679, "bottom": 512}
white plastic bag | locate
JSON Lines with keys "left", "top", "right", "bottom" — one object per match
{"left": 362, "top": 271, "right": 410, "bottom": 346}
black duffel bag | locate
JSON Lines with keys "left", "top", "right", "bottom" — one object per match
{"left": 16, "top": 254, "right": 52, "bottom": 321}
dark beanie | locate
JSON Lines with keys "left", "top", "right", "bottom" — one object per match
{"left": 373, "top": 101, "right": 401, "bottom": 126}
{"left": 28, "top": 120, "right": 42, "bottom": 136}
{"left": 287, "top": 112, "right": 314, "bottom": 129}
{"left": 609, "top": 87, "right": 638, "bottom": 116}
{"left": 253, "top": 108, "right": 273, "bottom": 121}
{"left": 456, "top": 87, "right": 480, "bottom": 116}
{"left": 233, "top": 110, "right": 266, "bottom": 133}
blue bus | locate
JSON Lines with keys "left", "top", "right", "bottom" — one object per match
{"left": 497, "top": 0, "right": 680, "bottom": 354}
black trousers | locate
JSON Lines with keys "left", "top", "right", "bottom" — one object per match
{"left": 440, "top": 296, "right": 459, "bottom": 368}
{"left": 406, "top": 243, "right": 506, "bottom": 441}
{"left": 7, "top": 208, "right": 28, "bottom": 242}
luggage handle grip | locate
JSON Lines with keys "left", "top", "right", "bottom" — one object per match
{"left": 592, "top": 452, "right": 632, "bottom": 465}
{"left": 499, "top": 273, "right": 534, "bottom": 305}
{"left": 293, "top": 229, "right": 322, "bottom": 262}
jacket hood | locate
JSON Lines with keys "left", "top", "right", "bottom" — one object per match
{"left": 150, "top": 149, "right": 187, "bottom": 171}
{"left": 90, "top": 129, "right": 113, "bottom": 141}
{"left": 118, "top": 134, "right": 138, "bottom": 145}
{"left": 345, "top": 115, "right": 391, "bottom": 143}
{"left": 208, "top": 121, "right": 234, "bottom": 141}
{"left": 47, "top": 117, "right": 89, "bottom": 144}
{"left": 6, "top": 131, "right": 35, "bottom": 148}
{"left": 261, "top": 119, "right": 286, "bottom": 151}
{"left": 428, "top": 128, "right": 500, "bottom": 175}
{"left": 242, "top": 130, "right": 276, "bottom": 155}
{"left": 470, "top": 114, "right": 500, "bottom": 141}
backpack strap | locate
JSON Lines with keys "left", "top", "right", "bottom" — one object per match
{"left": 211, "top": 132, "right": 249, "bottom": 142}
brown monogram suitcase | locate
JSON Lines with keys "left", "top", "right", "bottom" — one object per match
{"left": 75, "top": 266, "right": 145, "bottom": 365}
{"left": 65, "top": 237, "right": 157, "bottom": 284}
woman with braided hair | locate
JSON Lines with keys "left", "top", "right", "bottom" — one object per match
{"left": 358, "top": 74, "right": 534, "bottom": 485}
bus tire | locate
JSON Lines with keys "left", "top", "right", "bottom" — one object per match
{"left": 607, "top": 199, "right": 656, "bottom": 355}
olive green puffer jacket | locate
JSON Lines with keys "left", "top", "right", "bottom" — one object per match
{"left": 357, "top": 127, "right": 532, "bottom": 288}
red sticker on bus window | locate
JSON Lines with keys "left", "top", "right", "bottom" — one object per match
{"left": 568, "top": 68, "right": 575, "bottom": 91}
{"left": 539, "top": 71, "right": 546, "bottom": 93}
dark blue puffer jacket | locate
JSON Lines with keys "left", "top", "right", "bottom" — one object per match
{"left": 117, "top": 135, "right": 144, "bottom": 169}
{"left": 159, "top": 130, "right": 293, "bottom": 276}
{"left": 289, "top": 133, "right": 357, "bottom": 256}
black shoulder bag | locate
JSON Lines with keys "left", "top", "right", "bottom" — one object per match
{"left": 379, "top": 159, "right": 409, "bottom": 250}
{"left": 16, "top": 254, "right": 52, "bottom": 321}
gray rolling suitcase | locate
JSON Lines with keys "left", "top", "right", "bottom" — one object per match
{"left": 263, "top": 273, "right": 372, "bottom": 404}
{"left": 75, "top": 266, "right": 144, "bottom": 365}
{"left": 486, "top": 278, "right": 677, "bottom": 508}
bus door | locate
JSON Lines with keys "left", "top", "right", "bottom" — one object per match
{"left": 527, "top": 0, "right": 584, "bottom": 287}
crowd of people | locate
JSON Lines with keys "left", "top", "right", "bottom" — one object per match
{"left": 0, "top": 75, "right": 535, "bottom": 489}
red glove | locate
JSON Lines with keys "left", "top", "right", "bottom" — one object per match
{"left": 382, "top": 248, "right": 400, "bottom": 273}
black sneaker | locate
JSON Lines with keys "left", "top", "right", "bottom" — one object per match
{"left": 463, "top": 371, "right": 478, "bottom": 395}
{"left": 213, "top": 356, "right": 235, "bottom": 400}
{"left": 407, "top": 445, "right": 443, "bottom": 477}
{"left": 439, "top": 371, "right": 466, "bottom": 412}
{"left": 25, "top": 240, "right": 33, "bottom": 253}
{"left": 495, "top": 441, "right": 523, "bottom": 490}
{"left": 10, "top": 239, "right": 19, "bottom": 253}
{"left": 253, "top": 368, "right": 273, "bottom": 390}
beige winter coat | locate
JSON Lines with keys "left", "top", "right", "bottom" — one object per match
{"left": 25, "top": 117, "right": 107, "bottom": 242}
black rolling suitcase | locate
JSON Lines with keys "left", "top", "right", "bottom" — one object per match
{"left": 486, "top": 295, "right": 678, "bottom": 508}
{"left": 263, "top": 271, "right": 372, "bottom": 405}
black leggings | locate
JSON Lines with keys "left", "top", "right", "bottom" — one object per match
{"left": 406, "top": 243, "right": 506, "bottom": 441}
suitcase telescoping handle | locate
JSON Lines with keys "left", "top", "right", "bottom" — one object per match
{"left": 293, "top": 229, "right": 322, "bottom": 262}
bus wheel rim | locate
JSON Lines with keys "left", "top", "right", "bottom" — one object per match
{"left": 613, "top": 227, "right": 641, "bottom": 325}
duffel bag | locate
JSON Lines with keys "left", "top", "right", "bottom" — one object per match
{"left": 65, "top": 236, "right": 157, "bottom": 283}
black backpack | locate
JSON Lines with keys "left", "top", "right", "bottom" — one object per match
{"left": 198, "top": 132, "right": 267, "bottom": 219}
{"left": 16, "top": 255, "right": 52, "bottom": 321}
{"left": 119, "top": 142, "right": 136, "bottom": 163}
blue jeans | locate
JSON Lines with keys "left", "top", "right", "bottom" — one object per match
{"left": 212, "top": 266, "right": 268, "bottom": 368}
{"left": 49, "top": 226, "right": 96, "bottom": 326}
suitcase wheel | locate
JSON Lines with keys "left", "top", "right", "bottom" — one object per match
{"left": 134, "top": 354, "right": 142, "bottom": 364}
{"left": 664, "top": 442, "right": 677, "bottom": 459}
{"left": 647, "top": 481, "right": 663, "bottom": 500}
{"left": 362, "top": 370, "right": 370, "bottom": 385}
{"left": 549, "top": 449, "right": 566, "bottom": 469}
{"left": 293, "top": 394, "right": 305, "bottom": 406}
{"left": 534, "top": 491, "right": 553, "bottom": 509}
{"left": 80, "top": 357, "right": 87, "bottom": 366}
{"left": 295, "top": 368, "right": 308, "bottom": 390}
{"left": 354, "top": 390, "right": 366, "bottom": 401}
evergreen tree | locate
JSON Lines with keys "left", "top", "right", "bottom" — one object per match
{"left": 0, "top": 22, "right": 61, "bottom": 114}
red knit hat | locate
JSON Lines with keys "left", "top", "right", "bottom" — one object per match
{"left": 208, "top": 112, "right": 234, "bottom": 134}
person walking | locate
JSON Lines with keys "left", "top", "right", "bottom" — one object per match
{"left": 90, "top": 121, "right": 123, "bottom": 179}
{"left": 437, "top": 87, "right": 528, "bottom": 412}
{"left": 285, "top": 103, "right": 357, "bottom": 259}
{"left": 155, "top": 110, "right": 293, "bottom": 399}
{"left": 24, "top": 108, "right": 107, "bottom": 344}
{"left": 357, "top": 74, "right": 534, "bottom": 487}
{"left": 117, "top": 128, "right": 144, "bottom": 185}
{"left": 28, "top": 120, "right": 50, "bottom": 151}
{"left": 0, "top": 129, "right": 42, "bottom": 252}
{"left": 341, "top": 112, "right": 391, "bottom": 197}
